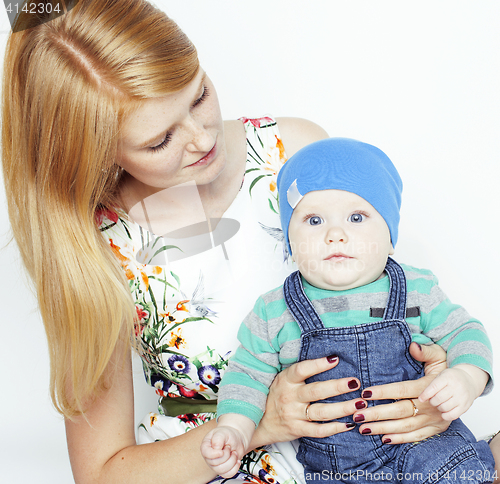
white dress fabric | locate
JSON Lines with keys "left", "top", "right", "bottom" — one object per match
{"left": 98, "top": 116, "right": 305, "bottom": 484}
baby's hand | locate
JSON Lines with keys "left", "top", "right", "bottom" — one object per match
{"left": 418, "top": 364, "right": 488, "bottom": 421}
{"left": 201, "top": 426, "right": 248, "bottom": 478}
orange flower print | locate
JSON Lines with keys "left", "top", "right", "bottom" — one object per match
{"left": 168, "top": 328, "right": 187, "bottom": 350}
{"left": 159, "top": 307, "right": 175, "bottom": 322}
{"left": 108, "top": 239, "right": 150, "bottom": 290}
{"left": 176, "top": 300, "right": 190, "bottom": 312}
{"left": 140, "top": 270, "right": 150, "bottom": 291}
{"left": 261, "top": 454, "right": 277, "bottom": 477}
{"left": 152, "top": 266, "right": 162, "bottom": 275}
{"left": 149, "top": 414, "right": 158, "bottom": 427}
{"left": 108, "top": 239, "right": 130, "bottom": 267}
{"left": 275, "top": 135, "right": 286, "bottom": 163}
{"left": 269, "top": 180, "right": 277, "bottom": 193}
{"left": 263, "top": 136, "right": 287, "bottom": 178}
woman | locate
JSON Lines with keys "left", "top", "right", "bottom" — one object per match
{"left": 1, "top": 1, "right": 494, "bottom": 483}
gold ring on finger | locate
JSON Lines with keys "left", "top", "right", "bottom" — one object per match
{"left": 305, "top": 403, "right": 313, "bottom": 422}
{"left": 409, "top": 399, "right": 419, "bottom": 417}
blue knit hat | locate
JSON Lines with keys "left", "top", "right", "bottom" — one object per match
{"left": 277, "top": 138, "right": 402, "bottom": 255}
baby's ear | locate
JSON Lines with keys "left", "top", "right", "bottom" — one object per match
{"left": 389, "top": 245, "right": 395, "bottom": 256}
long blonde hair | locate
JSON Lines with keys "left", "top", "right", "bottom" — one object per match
{"left": 2, "top": 0, "right": 199, "bottom": 417}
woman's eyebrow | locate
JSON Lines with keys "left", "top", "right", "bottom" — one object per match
{"left": 137, "top": 73, "right": 207, "bottom": 149}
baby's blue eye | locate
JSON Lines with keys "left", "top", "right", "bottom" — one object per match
{"left": 349, "top": 213, "right": 365, "bottom": 223}
{"left": 308, "top": 216, "right": 323, "bottom": 226}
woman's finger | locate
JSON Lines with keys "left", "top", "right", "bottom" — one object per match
{"left": 283, "top": 355, "right": 340, "bottom": 385}
{"left": 362, "top": 376, "right": 434, "bottom": 401}
{"left": 361, "top": 379, "right": 422, "bottom": 401}
{"left": 306, "top": 398, "right": 367, "bottom": 423}
{"left": 298, "top": 377, "right": 360, "bottom": 404}
{"left": 301, "top": 420, "right": 356, "bottom": 440}
{"left": 382, "top": 417, "right": 450, "bottom": 444}
{"left": 354, "top": 399, "right": 417, "bottom": 424}
{"left": 285, "top": 398, "right": 366, "bottom": 440}
{"left": 409, "top": 342, "right": 447, "bottom": 376}
{"left": 358, "top": 414, "right": 437, "bottom": 439}
{"left": 357, "top": 400, "right": 450, "bottom": 441}
{"left": 378, "top": 423, "right": 448, "bottom": 445}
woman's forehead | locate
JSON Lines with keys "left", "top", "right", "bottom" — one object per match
{"left": 119, "top": 69, "right": 207, "bottom": 146}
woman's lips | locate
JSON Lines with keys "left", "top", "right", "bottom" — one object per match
{"left": 186, "top": 140, "right": 217, "bottom": 168}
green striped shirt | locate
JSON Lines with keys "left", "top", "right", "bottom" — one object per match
{"left": 218, "top": 263, "right": 493, "bottom": 425}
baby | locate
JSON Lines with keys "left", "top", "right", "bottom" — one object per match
{"left": 201, "top": 138, "right": 495, "bottom": 483}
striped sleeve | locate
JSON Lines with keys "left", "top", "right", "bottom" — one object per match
{"left": 217, "top": 296, "right": 282, "bottom": 426}
{"left": 417, "top": 272, "right": 493, "bottom": 395}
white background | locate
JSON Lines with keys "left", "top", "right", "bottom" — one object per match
{"left": 1, "top": 1, "right": 499, "bottom": 482}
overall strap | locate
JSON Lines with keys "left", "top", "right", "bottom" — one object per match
{"left": 283, "top": 270, "right": 325, "bottom": 333}
{"left": 383, "top": 257, "right": 407, "bottom": 321}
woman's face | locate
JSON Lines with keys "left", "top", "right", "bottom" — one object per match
{"left": 117, "top": 69, "right": 225, "bottom": 195}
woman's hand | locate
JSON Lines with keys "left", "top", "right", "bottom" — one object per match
{"left": 251, "top": 355, "right": 362, "bottom": 448}
{"left": 353, "top": 343, "right": 450, "bottom": 444}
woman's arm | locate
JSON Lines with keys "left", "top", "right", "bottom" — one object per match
{"left": 66, "top": 343, "right": 219, "bottom": 484}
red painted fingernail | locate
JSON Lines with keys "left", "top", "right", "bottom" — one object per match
{"left": 346, "top": 423, "right": 356, "bottom": 429}
{"left": 348, "top": 379, "right": 358, "bottom": 389}
{"left": 383, "top": 438, "right": 392, "bottom": 444}
{"left": 362, "top": 390, "right": 372, "bottom": 398}
{"left": 327, "top": 354, "right": 339, "bottom": 363}
{"left": 361, "top": 428, "right": 371, "bottom": 435}
{"left": 354, "top": 414, "right": 365, "bottom": 423}
{"left": 355, "top": 401, "right": 366, "bottom": 410}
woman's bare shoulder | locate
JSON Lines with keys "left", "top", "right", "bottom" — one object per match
{"left": 275, "top": 117, "right": 329, "bottom": 157}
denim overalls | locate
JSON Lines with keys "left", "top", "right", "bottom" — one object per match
{"left": 283, "top": 258, "right": 495, "bottom": 483}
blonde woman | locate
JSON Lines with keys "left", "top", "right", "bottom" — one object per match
{"left": 1, "top": 1, "right": 486, "bottom": 483}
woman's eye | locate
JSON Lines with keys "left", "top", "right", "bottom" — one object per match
{"left": 192, "top": 86, "right": 209, "bottom": 108}
{"left": 349, "top": 213, "right": 365, "bottom": 223}
{"left": 150, "top": 132, "right": 172, "bottom": 153}
{"left": 308, "top": 216, "right": 323, "bottom": 226}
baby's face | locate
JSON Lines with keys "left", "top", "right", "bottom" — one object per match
{"left": 288, "top": 189, "right": 394, "bottom": 291}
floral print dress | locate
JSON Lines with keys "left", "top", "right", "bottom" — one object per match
{"left": 99, "top": 116, "right": 304, "bottom": 484}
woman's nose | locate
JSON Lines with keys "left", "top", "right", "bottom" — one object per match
{"left": 184, "top": 117, "right": 214, "bottom": 152}
{"left": 326, "top": 226, "right": 348, "bottom": 244}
